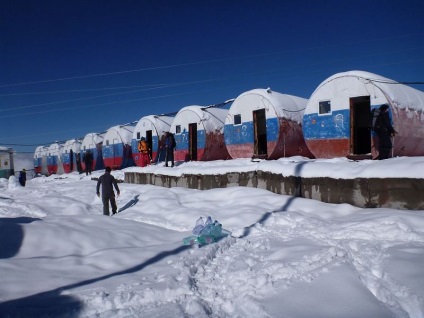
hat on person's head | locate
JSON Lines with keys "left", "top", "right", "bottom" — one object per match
{"left": 105, "top": 166, "right": 111, "bottom": 172}
{"left": 140, "top": 137, "right": 145, "bottom": 141}
{"left": 379, "top": 104, "right": 389, "bottom": 112}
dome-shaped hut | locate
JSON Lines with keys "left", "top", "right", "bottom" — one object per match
{"left": 302, "top": 70, "right": 424, "bottom": 159}
{"left": 102, "top": 124, "right": 136, "bottom": 170}
{"left": 170, "top": 105, "right": 230, "bottom": 162}
{"left": 224, "top": 88, "right": 313, "bottom": 159}
{"left": 131, "top": 115, "right": 174, "bottom": 166}
{"left": 34, "top": 145, "right": 49, "bottom": 175}
{"left": 61, "top": 139, "right": 82, "bottom": 173}
{"left": 81, "top": 132, "right": 106, "bottom": 172}
{"left": 47, "top": 142, "right": 64, "bottom": 175}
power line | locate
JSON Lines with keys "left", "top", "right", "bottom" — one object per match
{"left": 0, "top": 83, "right": 175, "bottom": 97}
{"left": 2, "top": 45, "right": 423, "bottom": 115}
{"left": 0, "top": 33, "right": 420, "bottom": 88}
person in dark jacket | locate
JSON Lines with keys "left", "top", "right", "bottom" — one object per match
{"left": 84, "top": 150, "right": 93, "bottom": 175}
{"left": 375, "top": 104, "right": 397, "bottom": 160}
{"left": 154, "top": 133, "right": 166, "bottom": 164}
{"left": 19, "top": 169, "right": 27, "bottom": 187}
{"left": 96, "top": 166, "right": 120, "bottom": 215}
{"left": 164, "top": 132, "right": 176, "bottom": 167}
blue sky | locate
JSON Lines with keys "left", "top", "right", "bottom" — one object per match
{"left": 1, "top": 0, "right": 423, "bottom": 154}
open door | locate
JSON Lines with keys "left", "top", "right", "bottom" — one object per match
{"left": 113, "top": 138, "right": 119, "bottom": 169}
{"left": 70, "top": 149, "right": 74, "bottom": 172}
{"left": 189, "top": 123, "right": 198, "bottom": 161}
{"left": 253, "top": 109, "right": 267, "bottom": 158}
{"left": 350, "top": 96, "right": 371, "bottom": 157}
{"left": 146, "top": 130, "right": 153, "bottom": 160}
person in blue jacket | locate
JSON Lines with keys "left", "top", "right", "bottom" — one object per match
{"left": 19, "top": 169, "right": 27, "bottom": 187}
{"left": 164, "top": 132, "right": 176, "bottom": 167}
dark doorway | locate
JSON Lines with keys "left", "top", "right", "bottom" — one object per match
{"left": 146, "top": 130, "right": 153, "bottom": 160}
{"left": 112, "top": 138, "right": 119, "bottom": 169}
{"left": 350, "top": 96, "right": 371, "bottom": 156}
{"left": 189, "top": 123, "right": 198, "bottom": 161}
{"left": 70, "top": 149, "right": 74, "bottom": 171}
{"left": 253, "top": 109, "right": 267, "bottom": 157}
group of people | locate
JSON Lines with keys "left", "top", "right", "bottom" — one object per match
{"left": 137, "top": 131, "right": 176, "bottom": 168}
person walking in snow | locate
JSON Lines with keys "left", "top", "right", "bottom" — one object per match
{"left": 375, "top": 104, "right": 397, "bottom": 160}
{"left": 19, "top": 169, "right": 27, "bottom": 187}
{"left": 96, "top": 166, "right": 120, "bottom": 215}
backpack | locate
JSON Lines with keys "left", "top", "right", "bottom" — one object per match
{"left": 370, "top": 108, "right": 381, "bottom": 131}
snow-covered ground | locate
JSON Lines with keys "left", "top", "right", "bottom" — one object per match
{"left": 1, "top": 157, "right": 424, "bottom": 317}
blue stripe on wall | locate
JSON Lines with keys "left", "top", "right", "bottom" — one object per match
{"left": 302, "top": 109, "right": 350, "bottom": 140}
{"left": 103, "top": 143, "right": 124, "bottom": 159}
{"left": 224, "top": 117, "right": 279, "bottom": 145}
{"left": 174, "top": 129, "right": 206, "bottom": 149}
{"left": 47, "top": 156, "right": 58, "bottom": 166}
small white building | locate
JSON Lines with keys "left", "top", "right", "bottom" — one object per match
{"left": 170, "top": 105, "right": 230, "bottom": 162}
{"left": 34, "top": 145, "right": 49, "bottom": 175}
{"left": 61, "top": 139, "right": 82, "bottom": 173}
{"left": 102, "top": 124, "right": 136, "bottom": 170}
{"left": 47, "top": 142, "right": 64, "bottom": 175}
{"left": 303, "top": 70, "right": 424, "bottom": 158}
{"left": 131, "top": 115, "right": 174, "bottom": 166}
{"left": 0, "top": 146, "right": 14, "bottom": 179}
{"left": 224, "top": 88, "right": 313, "bottom": 159}
{"left": 81, "top": 132, "right": 106, "bottom": 171}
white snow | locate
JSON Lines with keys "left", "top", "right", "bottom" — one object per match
{"left": 0, "top": 157, "right": 423, "bottom": 317}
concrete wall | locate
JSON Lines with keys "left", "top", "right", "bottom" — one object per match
{"left": 124, "top": 171, "right": 424, "bottom": 210}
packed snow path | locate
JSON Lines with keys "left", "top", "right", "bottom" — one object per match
{"left": 175, "top": 211, "right": 424, "bottom": 318}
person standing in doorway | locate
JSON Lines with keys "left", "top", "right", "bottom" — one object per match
{"left": 375, "top": 104, "right": 397, "bottom": 160}
{"left": 96, "top": 166, "right": 120, "bottom": 215}
{"left": 84, "top": 150, "right": 94, "bottom": 175}
{"left": 137, "top": 137, "right": 151, "bottom": 167}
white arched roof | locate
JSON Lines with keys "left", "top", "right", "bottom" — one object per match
{"left": 81, "top": 132, "right": 105, "bottom": 151}
{"left": 132, "top": 115, "right": 174, "bottom": 139}
{"left": 34, "top": 146, "right": 49, "bottom": 159}
{"left": 104, "top": 125, "right": 135, "bottom": 145}
{"left": 171, "top": 105, "right": 228, "bottom": 133}
{"left": 228, "top": 89, "right": 307, "bottom": 124}
{"left": 48, "top": 142, "right": 64, "bottom": 156}
{"left": 314, "top": 71, "right": 424, "bottom": 111}
{"left": 63, "top": 139, "right": 82, "bottom": 154}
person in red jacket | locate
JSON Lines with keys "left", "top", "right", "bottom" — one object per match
{"left": 137, "top": 137, "right": 151, "bottom": 167}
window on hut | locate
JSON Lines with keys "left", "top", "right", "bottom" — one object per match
{"left": 234, "top": 114, "right": 242, "bottom": 125}
{"left": 319, "top": 101, "right": 331, "bottom": 115}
